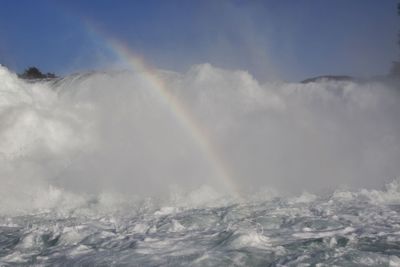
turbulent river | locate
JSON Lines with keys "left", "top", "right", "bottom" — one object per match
{"left": 1, "top": 64, "right": 400, "bottom": 266}
{"left": 1, "top": 184, "right": 400, "bottom": 266}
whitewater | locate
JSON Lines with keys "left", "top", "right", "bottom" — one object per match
{"left": 1, "top": 64, "right": 400, "bottom": 266}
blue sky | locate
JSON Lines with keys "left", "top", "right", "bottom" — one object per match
{"left": 0, "top": 0, "right": 398, "bottom": 81}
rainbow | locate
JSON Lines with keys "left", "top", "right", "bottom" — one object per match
{"left": 84, "top": 23, "right": 242, "bottom": 198}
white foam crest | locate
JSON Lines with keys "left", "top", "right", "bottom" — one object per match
{"left": 360, "top": 179, "right": 400, "bottom": 204}
{"left": 230, "top": 230, "right": 271, "bottom": 249}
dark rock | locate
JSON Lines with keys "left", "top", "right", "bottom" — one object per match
{"left": 19, "top": 67, "right": 57, "bottom": 80}
{"left": 301, "top": 75, "right": 354, "bottom": 84}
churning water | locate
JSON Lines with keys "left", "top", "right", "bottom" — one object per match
{"left": 1, "top": 64, "right": 400, "bottom": 266}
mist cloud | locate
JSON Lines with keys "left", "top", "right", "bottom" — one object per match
{"left": 0, "top": 64, "right": 399, "bottom": 213}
